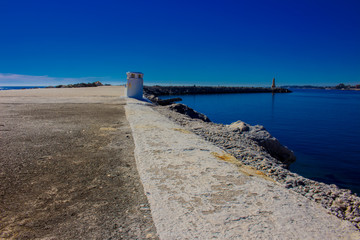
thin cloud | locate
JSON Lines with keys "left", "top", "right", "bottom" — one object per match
{"left": 0, "top": 73, "right": 116, "bottom": 86}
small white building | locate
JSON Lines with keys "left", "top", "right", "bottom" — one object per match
{"left": 126, "top": 72, "right": 143, "bottom": 99}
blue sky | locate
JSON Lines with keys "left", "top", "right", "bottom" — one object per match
{"left": 0, "top": 0, "right": 359, "bottom": 86}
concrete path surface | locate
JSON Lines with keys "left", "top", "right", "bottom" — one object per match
{"left": 125, "top": 97, "right": 360, "bottom": 240}
{"left": 0, "top": 86, "right": 158, "bottom": 239}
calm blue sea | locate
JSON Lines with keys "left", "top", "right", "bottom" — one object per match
{"left": 0, "top": 86, "right": 46, "bottom": 91}
{"left": 162, "top": 89, "right": 360, "bottom": 195}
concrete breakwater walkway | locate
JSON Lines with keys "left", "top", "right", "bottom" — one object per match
{"left": 0, "top": 86, "right": 359, "bottom": 239}
{"left": 126, "top": 97, "right": 360, "bottom": 239}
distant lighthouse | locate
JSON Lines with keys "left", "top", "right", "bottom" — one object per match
{"left": 271, "top": 77, "right": 276, "bottom": 89}
{"left": 126, "top": 72, "right": 144, "bottom": 99}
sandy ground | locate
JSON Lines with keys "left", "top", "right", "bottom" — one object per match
{"left": 0, "top": 87, "right": 158, "bottom": 239}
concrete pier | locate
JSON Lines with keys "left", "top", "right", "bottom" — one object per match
{"left": 125, "top": 97, "right": 360, "bottom": 239}
{"left": 1, "top": 86, "right": 359, "bottom": 239}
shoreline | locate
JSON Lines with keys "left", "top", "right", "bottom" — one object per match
{"left": 143, "top": 88, "right": 360, "bottom": 230}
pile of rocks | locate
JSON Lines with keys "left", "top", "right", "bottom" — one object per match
{"left": 154, "top": 103, "right": 360, "bottom": 230}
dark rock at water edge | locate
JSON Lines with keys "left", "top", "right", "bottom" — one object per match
{"left": 143, "top": 92, "right": 183, "bottom": 106}
{"left": 228, "top": 121, "right": 296, "bottom": 166}
{"left": 247, "top": 125, "right": 296, "bottom": 166}
{"left": 156, "top": 97, "right": 182, "bottom": 106}
{"left": 168, "top": 103, "right": 211, "bottom": 122}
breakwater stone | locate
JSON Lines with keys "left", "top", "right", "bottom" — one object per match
{"left": 144, "top": 85, "right": 292, "bottom": 96}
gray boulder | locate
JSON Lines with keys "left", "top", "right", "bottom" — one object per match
{"left": 228, "top": 120, "right": 250, "bottom": 132}
{"left": 227, "top": 121, "right": 296, "bottom": 167}
{"left": 246, "top": 124, "right": 296, "bottom": 167}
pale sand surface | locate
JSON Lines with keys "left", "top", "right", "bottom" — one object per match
{"left": 0, "top": 86, "right": 124, "bottom": 97}
{"left": 0, "top": 86, "right": 126, "bottom": 104}
{"left": 125, "top": 97, "right": 360, "bottom": 239}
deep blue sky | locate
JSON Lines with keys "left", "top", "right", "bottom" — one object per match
{"left": 0, "top": 0, "right": 359, "bottom": 86}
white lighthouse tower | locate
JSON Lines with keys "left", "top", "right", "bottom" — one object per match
{"left": 126, "top": 72, "right": 144, "bottom": 99}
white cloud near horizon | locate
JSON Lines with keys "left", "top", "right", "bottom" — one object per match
{"left": 0, "top": 73, "right": 122, "bottom": 86}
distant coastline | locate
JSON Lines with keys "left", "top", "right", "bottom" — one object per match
{"left": 144, "top": 85, "right": 291, "bottom": 96}
{"left": 143, "top": 85, "right": 292, "bottom": 106}
{"left": 0, "top": 86, "right": 47, "bottom": 91}
{"left": 0, "top": 82, "right": 110, "bottom": 91}
{"left": 282, "top": 83, "right": 360, "bottom": 91}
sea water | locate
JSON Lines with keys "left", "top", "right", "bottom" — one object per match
{"left": 162, "top": 89, "right": 360, "bottom": 195}
{"left": 0, "top": 86, "right": 46, "bottom": 90}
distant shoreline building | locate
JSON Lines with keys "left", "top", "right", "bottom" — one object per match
{"left": 272, "top": 78, "right": 276, "bottom": 89}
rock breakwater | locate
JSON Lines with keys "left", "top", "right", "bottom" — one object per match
{"left": 144, "top": 85, "right": 291, "bottom": 96}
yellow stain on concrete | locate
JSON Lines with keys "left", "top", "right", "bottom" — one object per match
{"left": 100, "top": 127, "right": 117, "bottom": 131}
{"left": 211, "top": 152, "right": 274, "bottom": 182}
{"left": 172, "top": 128, "right": 192, "bottom": 134}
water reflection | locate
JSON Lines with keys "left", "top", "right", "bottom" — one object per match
{"left": 271, "top": 93, "right": 275, "bottom": 120}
